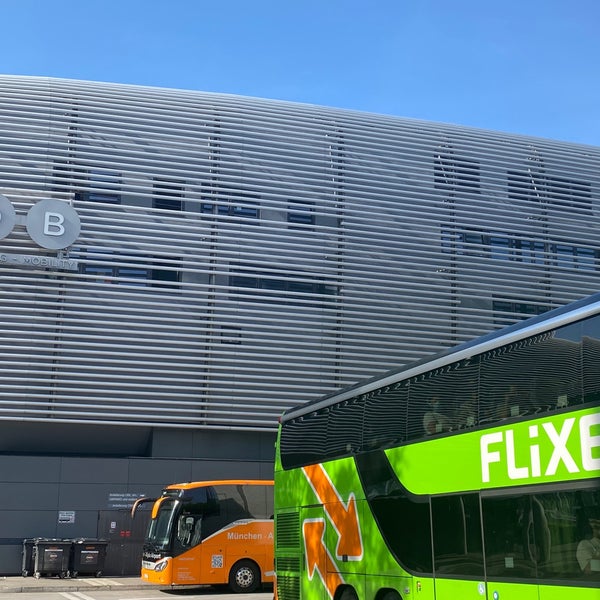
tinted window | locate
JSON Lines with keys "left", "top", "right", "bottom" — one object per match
{"left": 214, "top": 484, "right": 272, "bottom": 520}
{"left": 482, "top": 486, "right": 600, "bottom": 582}
{"left": 327, "top": 396, "right": 364, "bottom": 457}
{"left": 356, "top": 451, "right": 432, "bottom": 574}
{"left": 407, "top": 358, "right": 479, "bottom": 439}
{"left": 280, "top": 409, "right": 328, "bottom": 469}
{"left": 363, "top": 383, "right": 407, "bottom": 449}
{"left": 582, "top": 314, "right": 600, "bottom": 405}
{"left": 479, "top": 326, "right": 583, "bottom": 424}
{"left": 482, "top": 495, "right": 538, "bottom": 579}
{"left": 432, "top": 494, "right": 484, "bottom": 577}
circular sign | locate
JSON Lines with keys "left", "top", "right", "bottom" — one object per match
{"left": 0, "top": 194, "right": 17, "bottom": 240}
{"left": 26, "top": 199, "right": 81, "bottom": 249}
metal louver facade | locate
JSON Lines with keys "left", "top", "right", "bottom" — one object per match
{"left": 1, "top": 75, "right": 599, "bottom": 432}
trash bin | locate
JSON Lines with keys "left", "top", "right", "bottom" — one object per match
{"left": 21, "top": 538, "right": 38, "bottom": 577}
{"left": 31, "top": 538, "right": 72, "bottom": 578}
{"left": 70, "top": 538, "right": 108, "bottom": 578}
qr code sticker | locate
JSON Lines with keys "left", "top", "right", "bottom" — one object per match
{"left": 211, "top": 554, "right": 224, "bottom": 569}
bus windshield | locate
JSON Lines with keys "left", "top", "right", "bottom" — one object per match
{"left": 145, "top": 497, "right": 178, "bottom": 550}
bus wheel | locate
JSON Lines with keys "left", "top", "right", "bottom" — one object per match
{"left": 339, "top": 587, "right": 359, "bottom": 600}
{"left": 229, "top": 559, "right": 260, "bottom": 593}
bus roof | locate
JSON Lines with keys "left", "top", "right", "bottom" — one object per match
{"left": 165, "top": 479, "right": 273, "bottom": 490}
{"left": 281, "top": 291, "right": 600, "bottom": 423}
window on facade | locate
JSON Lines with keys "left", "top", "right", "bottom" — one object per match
{"left": 441, "top": 227, "right": 488, "bottom": 257}
{"left": 200, "top": 185, "right": 260, "bottom": 219}
{"left": 288, "top": 200, "right": 315, "bottom": 228}
{"left": 546, "top": 176, "right": 592, "bottom": 213}
{"left": 153, "top": 178, "right": 183, "bottom": 211}
{"left": 508, "top": 170, "right": 592, "bottom": 214}
{"left": 442, "top": 227, "right": 598, "bottom": 270}
{"left": 520, "top": 240, "right": 547, "bottom": 264}
{"left": 489, "top": 235, "right": 511, "bottom": 260}
{"left": 79, "top": 250, "right": 149, "bottom": 284}
{"left": 80, "top": 250, "right": 180, "bottom": 288}
{"left": 151, "top": 263, "right": 181, "bottom": 287}
{"left": 492, "top": 299, "right": 550, "bottom": 327}
{"left": 220, "top": 326, "right": 242, "bottom": 344}
{"left": 229, "top": 265, "right": 337, "bottom": 304}
{"left": 201, "top": 200, "right": 259, "bottom": 218}
{"left": 434, "top": 154, "right": 480, "bottom": 194}
{"left": 553, "top": 244, "right": 598, "bottom": 270}
{"left": 67, "top": 168, "right": 122, "bottom": 203}
{"left": 508, "top": 170, "right": 543, "bottom": 203}
{"left": 52, "top": 162, "right": 88, "bottom": 194}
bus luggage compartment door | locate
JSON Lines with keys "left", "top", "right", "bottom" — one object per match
{"left": 301, "top": 506, "right": 339, "bottom": 600}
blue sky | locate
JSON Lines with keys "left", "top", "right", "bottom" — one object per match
{"left": 2, "top": 0, "right": 599, "bottom": 146}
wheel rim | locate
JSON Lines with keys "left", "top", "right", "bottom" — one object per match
{"left": 235, "top": 566, "right": 255, "bottom": 588}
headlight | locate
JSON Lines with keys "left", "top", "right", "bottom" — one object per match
{"left": 155, "top": 558, "right": 170, "bottom": 572}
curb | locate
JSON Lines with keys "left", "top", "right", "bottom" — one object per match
{"left": 0, "top": 577, "right": 155, "bottom": 594}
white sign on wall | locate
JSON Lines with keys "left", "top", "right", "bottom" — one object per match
{"left": 58, "top": 510, "right": 76, "bottom": 524}
{"left": 0, "top": 195, "right": 81, "bottom": 249}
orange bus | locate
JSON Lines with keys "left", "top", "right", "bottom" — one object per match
{"left": 132, "top": 479, "right": 274, "bottom": 591}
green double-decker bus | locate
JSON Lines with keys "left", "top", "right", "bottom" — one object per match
{"left": 274, "top": 293, "right": 600, "bottom": 600}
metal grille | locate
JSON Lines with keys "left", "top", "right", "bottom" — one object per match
{"left": 275, "top": 557, "right": 301, "bottom": 572}
{"left": 277, "top": 575, "right": 300, "bottom": 600}
{"left": 0, "top": 75, "right": 599, "bottom": 431}
{"left": 276, "top": 512, "right": 300, "bottom": 549}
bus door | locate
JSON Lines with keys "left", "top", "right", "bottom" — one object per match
{"left": 481, "top": 494, "right": 541, "bottom": 600}
{"left": 301, "top": 505, "right": 334, "bottom": 600}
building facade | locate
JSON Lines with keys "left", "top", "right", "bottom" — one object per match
{"left": 0, "top": 75, "right": 599, "bottom": 573}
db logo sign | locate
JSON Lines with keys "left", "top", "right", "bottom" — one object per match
{"left": 0, "top": 195, "right": 81, "bottom": 250}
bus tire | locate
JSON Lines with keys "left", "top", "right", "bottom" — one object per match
{"left": 229, "top": 559, "right": 260, "bottom": 593}
{"left": 339, "top": 586, "right": 359, "bottom": 600}
{"left": 379, "top": 590, "right": 401, "bottom": 600}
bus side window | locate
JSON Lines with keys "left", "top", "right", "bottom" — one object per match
{"left": 432, "top": 494, "right": 484, "bottom": 577}
{"left": 482, "top": 495, "right": 538, "bottom": 578}
{"left": 190, "top": 516, "right": 203, "bottom": 547}
{"left": 582, "top": 314, "right": 600, "bottom": 404}
{"left": 178, "top": 516, "right": 195, "bottom": 547}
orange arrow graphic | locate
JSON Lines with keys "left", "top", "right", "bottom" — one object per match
{"left": 302, "top": 463, "right": 363, "bottom": 560}
{"left": 303, "top": 519, "right": 344, "bottom": 599}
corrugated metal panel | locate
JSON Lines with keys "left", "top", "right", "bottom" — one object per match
{"left": 0, "top": 75, "right": 599, "bottom": 430}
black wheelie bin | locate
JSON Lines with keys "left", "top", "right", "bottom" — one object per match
{"left": 21, "top": 538, "right": 38, "bottom": 577}
{"left": 31, "top": 538, "right": 72, "bottom": 578}
{"left": 69, "top": 538, "right": 108, "bottom": 577}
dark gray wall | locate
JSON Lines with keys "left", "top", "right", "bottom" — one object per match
{"left": 0, "top": 426, "right": 276, "bottom": 575}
